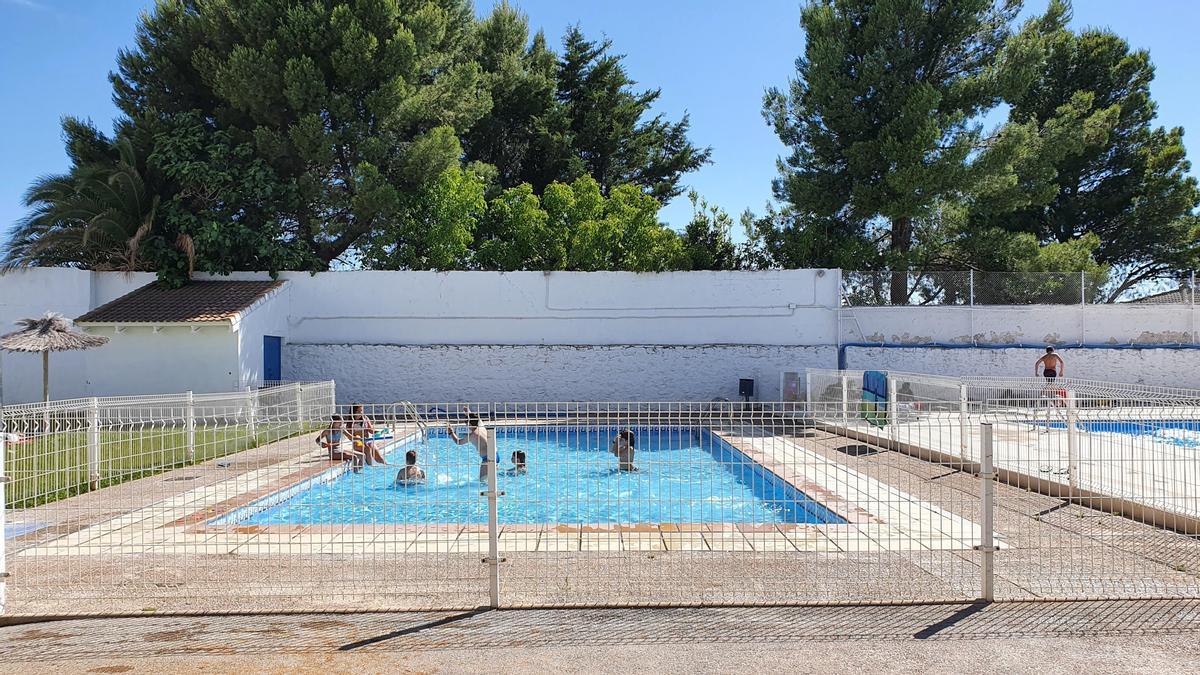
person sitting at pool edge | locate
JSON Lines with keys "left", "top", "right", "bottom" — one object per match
{"left": 316, "top": 415, "right": 365, "bottom": 472}
{"left": 610, "top": 428, "right": 638, "bottom": 472}
{"left": 349, "top": 404, "right": 389, "bottom": 466}
{"left": 504, "top": 450, "right": 527, "bottom": 476}
{"left": 447, "top": 412, "right": 492, "bottom": 481}
{"left": 394, "top": 449, "right": 426, "bottom": 485}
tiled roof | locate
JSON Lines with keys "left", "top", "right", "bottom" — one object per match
{"left": 76, "top": 281, "right": 284, "bottom": 324}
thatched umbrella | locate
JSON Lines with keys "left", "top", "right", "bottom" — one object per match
{"left": 1, "top": 312, "right": 109, "bottom": 402}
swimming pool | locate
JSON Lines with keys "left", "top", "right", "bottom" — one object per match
{"left": 218, "top": 427, "right": 845, "bottom": 526}
{"left": 1037, "top": 419, "right": 1200, "bottom": 448}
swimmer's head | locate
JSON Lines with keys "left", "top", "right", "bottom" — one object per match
{"left": 1046, "top": 346, "right": 1055, "bottom": 354}
{"left": 406, "top": 449, "right": 417, "bottom": 466}
{"left": 468, "top": 414, "right": 482, "bottom": 428}
{"left": 512, "top": 450, "right": 527, "bottom": 468}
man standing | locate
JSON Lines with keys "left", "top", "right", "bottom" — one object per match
{"left": 447, "top": 412, "right": 492, "bottom": 481}
{"left": 1035, "top": 346, "right": 1065, "bottom": 380}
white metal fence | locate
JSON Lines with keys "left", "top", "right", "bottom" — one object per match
{"left": 2, "top": 392, "right": 1198, "bottom": 616}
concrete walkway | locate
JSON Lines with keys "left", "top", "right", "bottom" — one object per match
{"left": 2, "top": 600, "right": 1198, "bottom": 673}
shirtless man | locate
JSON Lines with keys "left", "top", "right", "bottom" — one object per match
{"left": 610, "top": 428, "right": 638, "bottom": 472}
{"left": 447, "top": 412, "right": 492, "bottom": 481}
{"left": 1035, "top": 346, "right": 1066, "bottom": 431}
{"left": 1035, "top": 346, "right": 1065, "bottom": 380}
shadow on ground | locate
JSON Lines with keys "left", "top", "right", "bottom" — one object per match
{"left": 2, "top": 599, "right": 1200, "bottom": 662}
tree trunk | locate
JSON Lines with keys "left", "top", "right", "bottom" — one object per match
{"left": 889, "top": 216, "right": 913, "bottom": 305}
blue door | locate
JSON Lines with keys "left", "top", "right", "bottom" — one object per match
{"left": 263, "top": 335, "right": 282, "bottom": 382}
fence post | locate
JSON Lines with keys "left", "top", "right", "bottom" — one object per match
{"left": 840, "top": 374, "right": 850, "bottom": 426}
{"left": 978, "top": 423, "right": 995, "bottom": 602}
{"left": 0, "top": 432, "right": 7, "bottom": 615}
{"left": 805, "top": 371, "right": 813, "bottom": 405}
{"left": 185, "top": 391, "right": 195, "bottom": 463}
{"left": 887, "top": 377, "right": 898, "bottom": 441}
{"left": 1066, "top": 390, "right": 1078, "bottom": 491}
{"left": 959, "top": 383, "right": 969, "bottom": 459}
{"left": 969, "top": 270, "right": 975, "bottom": 306}
{"left": 1080, "top": 270, "right": 1086, "bottom": 305}
{"left": 87, "top": 397, "right": 100, "bottom": 491}
{"left": 295, "top": 383, "right": 305, "bottom": 432}
{"left": 245, "top": 386, "right": 257, "bottom": 440}
{"left": 483, "top": 427, "right": 502, "bottom": 608}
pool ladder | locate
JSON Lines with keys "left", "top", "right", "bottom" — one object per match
{"left": 394, "top": 400, "right": 429, "bottom": 444}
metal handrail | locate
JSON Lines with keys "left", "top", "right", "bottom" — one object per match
{"left": 393, "top": 400, "right": 429, "bottom": 442}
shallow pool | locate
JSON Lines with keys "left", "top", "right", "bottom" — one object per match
{"left": 221, "top": 427, "right": 844, "bottom": 525}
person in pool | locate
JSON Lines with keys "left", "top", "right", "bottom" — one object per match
{"left": 394, "top": 449, "right": 426, "bottom": 486}
{"left": 349, "top": 404, "right": 389, "bottom": 466}
{"left": 610, "top": 428, "right": 638, "bottom": 472}
{"left": 447, "top": 411, "right": 492, "bottom": 481}
{"left": 503, "top": 450, "right": 527, "bottom": 476}
{"left": 316, "top": 415, "right": 365, "bottom": 472}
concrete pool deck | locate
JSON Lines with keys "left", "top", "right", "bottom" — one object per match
{"left": 4, "top": 421, "right": 1199, "bottom": 614}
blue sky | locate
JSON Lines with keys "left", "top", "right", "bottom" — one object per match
{"left": 1, "top": 0, "right": 1198, "bottom": 245}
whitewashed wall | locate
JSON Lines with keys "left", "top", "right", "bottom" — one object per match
{"left": 0, "top": 269, "right": 155, "bottom": 403}
{"left": 80, "top": 325, "right": 241, "bottom": 396}
{"left": 286, "top": 344, "right": 834, "bottom": 403}
{"left": 4, "top": 267, "right": 1200, "bottom": 403}
{"left": 847, "top": 305, "right": 1199, "bottom": 345}
{"left": 234, "top": 282, "right": 293, "bottom": 386}
{"left": 845, "top": 346, "right": 1200, "bottom": 389}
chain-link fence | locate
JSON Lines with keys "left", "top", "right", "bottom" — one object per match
{"left": 843, "top": 270, "right": 1197, "bottom": 306}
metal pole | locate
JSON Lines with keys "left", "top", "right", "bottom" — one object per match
{"left": 969, "top": 270, "right": 975, "bottom": 306}
{"left": 805, "top": 370, "right": 813, "bottom": 405}
{"left": 978, "top": 423, "right": 995, "bottom": 602}
{"left": 295, "top": 383, "right": 305, "bottom": 433}
{"left": 245, "top": 386, "right": 257, "bottom": 439}
{"left": 484, "top": 427, "right": 501, "bottom": 608}
{"left": 1080, "top": 270, "right": 1086, "bottom": 305}
{"left": 87, "top": 397, "right": 100, "bottom": 491}
{"left": 840, "top": 374, "right": 850, "bottom": 426}
{"left": 959, "top": 383, "right": 968, "bottom": 459}
{"left": 185, "top": 391, "right": 196, "bottom": 463}
{"left": 1066, "top": 390, "right": 1078, "bottom": 491}
{"left": 887, "top": 376, "right": 898, "bottom": 441}
{"left": 0, "top": 432, "right": 7, "bottom": 615}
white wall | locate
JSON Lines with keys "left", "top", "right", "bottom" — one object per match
{"left": 234, "top": 282, "right": 292, "bottom": 386}
{"left": 0, "top": 269, "right": 155, "bottom": 403}
{"left": 847, "top": 305, "right": 1199, "bottom": 345}
{"left": 4, "top": 267, "right": 1200, "bottom": 403}
{"left": 261, "top": 269, "right": 841, "bottom": 346}
{"left": 286, "top": 344, "right": 833, "bottom": 403}
{"left": 845, "top": 346, "right": 1200, "bottom": 389}
{"left": 81, "top": 325, "right": 241, "bottom": 396}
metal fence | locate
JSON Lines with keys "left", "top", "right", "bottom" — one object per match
{"left": 842, "top": 270, "right": 1198, "bottom": 306}
{"left": 3, "top": 390, "right": 1197, "bottom": 616}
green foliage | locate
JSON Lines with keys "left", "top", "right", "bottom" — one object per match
{"left": 982, "top": 23, "right": 1200, "bottom": 297}
{"left": 1, "top": 121, "right": 191, "bottom": 276}
{"left": 681, "top": 192, "right": 741, "bottom": 271}
{"left": 464, "top": 18, "right": 711, "bottom": 202}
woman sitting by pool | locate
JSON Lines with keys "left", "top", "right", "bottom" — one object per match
{"left": 316, "top": 415, "right": 365, "bottom": 472}
{"left": 610, "top": 429, "right": 638, "bottom": 472}
{"left": 394, "top": 449, "right": 427, "bottom": 486}
{"left": 349, "top": 404, "right": 389, "bottom": 466}
{"left": 503, "top": 450, "right": 528, "bottom": 476}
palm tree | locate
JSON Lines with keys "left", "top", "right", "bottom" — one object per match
{"left": 1, "top": 138, "right": 194, "bottom": 273}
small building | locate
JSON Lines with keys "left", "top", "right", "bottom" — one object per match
{"left": 75, "top": 280, "right": 290, "bottom": 396}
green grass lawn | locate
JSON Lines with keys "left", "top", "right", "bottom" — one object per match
{"left": 3, "top": 422, "right": 318, "bottom": 509}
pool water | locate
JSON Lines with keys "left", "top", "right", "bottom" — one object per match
{"left": 1038, "top": 419, "right": 1200, "bottom": 448}
{"left": 225, "top": 427, "right": 844, "bottom": 525}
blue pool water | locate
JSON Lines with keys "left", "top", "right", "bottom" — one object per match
{"left": 225, "top": 427, "right": 845, "bottom": 525}
{"left": 1037, "top": 419, "right": 1200, "bottom": 448}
